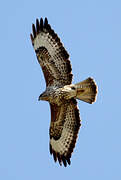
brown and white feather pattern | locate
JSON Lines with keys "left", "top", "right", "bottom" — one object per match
{"left": 30, "top": 18, "right": 81, "bottom": 167}
{"left": 30, "top": 18, "right": 72, "bottom": 87}
{"left": 49, "top": 99, "right": 81, "bottom": 166}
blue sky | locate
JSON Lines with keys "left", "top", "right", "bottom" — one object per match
{"left": 0, "top": 0, "right": 121, "bottom": 179}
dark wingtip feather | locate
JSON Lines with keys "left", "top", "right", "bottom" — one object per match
{"left": 61, "top": 156, "right": 67, "bottom": 167}
{"left": 32, "top": 23, "right": 36, "bottom": 38}
{"left": 36, "top": 18, "right": 40, "bottom": 33}
{"left": 49, "top": 144, "right": 52, "bottom": 154}
{"left": 66, "top": 157, "right": 71, "bottom": 165}
{"left": 57, "top": 153, "right": 62, "bottom": 166}
{"left": 53, "top": 150, "right": 57, "bottom": 162}
{"left": 45, "top": 17, "right": 48, "bottom": 24}
{"left": 40, "top": 18, "right": 43, "bottom": 30}
{"left": 30, "top": 33, "right": 34, "bottom": 45}
{"left": 44, "top": 17, "right": 48, "bottom": 28}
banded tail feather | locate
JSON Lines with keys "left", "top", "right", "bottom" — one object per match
{"left": 75, "top": 77, "right": 98, "bottom": 104}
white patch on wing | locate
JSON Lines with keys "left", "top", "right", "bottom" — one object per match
{"left": 50, "top": 128, "right": 73, "bottom": 155}
{"left": 34, "top": 32, "right": 59, "bottom": 57}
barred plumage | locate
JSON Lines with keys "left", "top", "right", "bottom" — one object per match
{"left": 30, "top": 18, "right": 98, "bottom": 167}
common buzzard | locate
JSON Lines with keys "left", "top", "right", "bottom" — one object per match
{"left": 30, "top": 18, "right": 98, "bottom": 167}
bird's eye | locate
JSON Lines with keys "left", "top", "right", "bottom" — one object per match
{"left": 71, "top": 87, "right": 76, "bottom": 90}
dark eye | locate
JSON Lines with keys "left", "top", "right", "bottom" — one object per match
{"left": 71, "top": 87, "right": 76, "bottom": 90}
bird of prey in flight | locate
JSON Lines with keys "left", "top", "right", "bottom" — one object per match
{"left": 30, "top": 17, "right": 98, "bottom": 167}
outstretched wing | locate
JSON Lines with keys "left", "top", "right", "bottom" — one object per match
{"left": 49, "top": 99, "right": 81, "bottom": 167}
{"left": 30, "top": 18, "right": 73, "bottom": 87}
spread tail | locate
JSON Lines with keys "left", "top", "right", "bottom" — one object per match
{"left": 75, "top": 77, "right": 98, "bottom": 104}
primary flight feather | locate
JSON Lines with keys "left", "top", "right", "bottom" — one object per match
{"left": 30, "top": 17, "right": 98, "bottom": 167}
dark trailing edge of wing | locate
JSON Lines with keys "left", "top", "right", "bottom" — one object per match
{"left": 49, "top": 99, "right": 81, "bottom": 167}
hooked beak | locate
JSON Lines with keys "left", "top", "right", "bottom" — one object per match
{"left": 38, "top": 94, "right": 42, "bottom": 101}
{"left": 38, "top": 93, "right": 48, "bottom": 101}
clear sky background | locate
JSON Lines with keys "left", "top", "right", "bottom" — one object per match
{"left": 0, "top": 0, "right": 121, "bottom": 179}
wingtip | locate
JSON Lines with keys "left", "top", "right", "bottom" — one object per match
{"left": 66, "top": 157, "right": 71, "bottom": 165}
{"left": 44, "top": 17, "right": 48, "bottom": 27}
{"left": 31, "top": 17, "right": 49, "bottom": 40}
{"left": 40, "top": 18, "right": 43, "bottom": 30}
{"left": 61, "top": 156, "right": 67, "bottom": 167}
{"left": 50, "top": 143, "right": 71, "bottom": 167}
{"left": 53, "top": 151, "right": 57, "bottom": 162}
{"left": 45, "top": 17, "right": 48, "bottom": 23}
{"left": 32, "top": 23, "right": 36, "bottom": 38}
{"left": 36, "top": 18, "right": 40, "bottom": 33}
{"left": 30, "top": 33, "right": 34, "bottom": 45}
